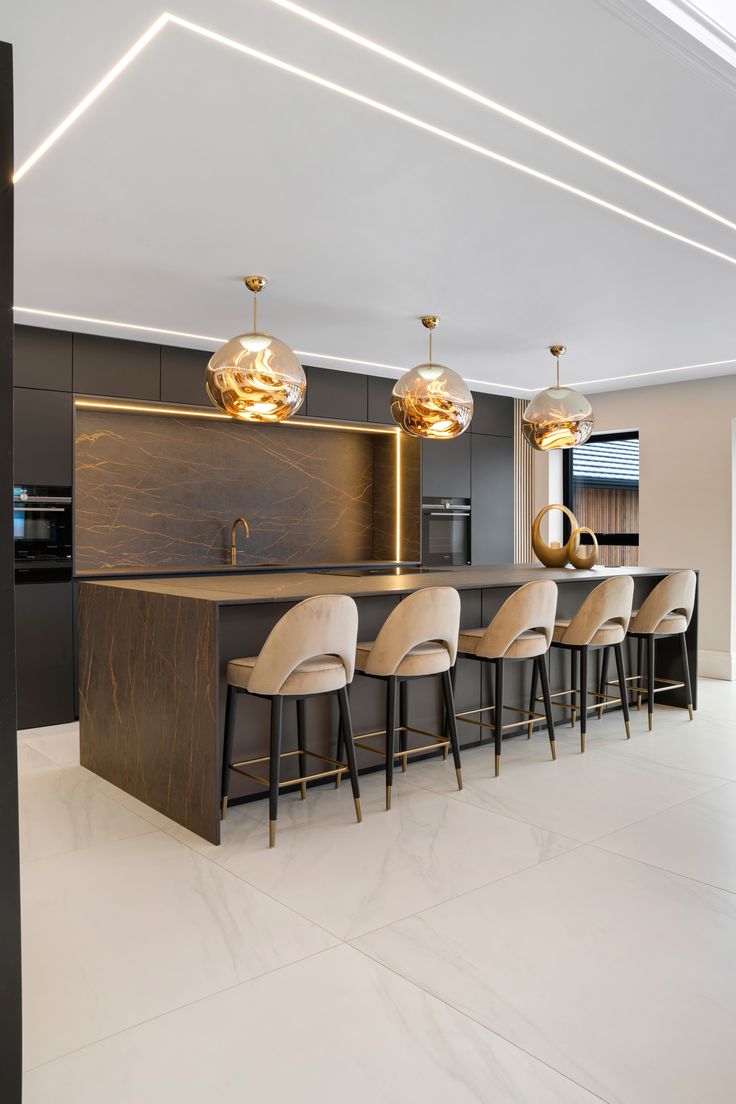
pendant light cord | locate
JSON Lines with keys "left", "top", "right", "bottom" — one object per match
{"left": 555, "top": 352, "right": 560, "bottom": 389}
{"left": 428, "top": 327, "right": 433, "bottom": 365}
{"left": 253, "top": 294, "right": 257, "bottom": 333}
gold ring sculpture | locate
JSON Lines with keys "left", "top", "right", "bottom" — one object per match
{"left": 531, "top": 504, "right": 599, "bottom": 569}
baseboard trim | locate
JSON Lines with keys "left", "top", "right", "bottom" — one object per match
{"left": 698, "top": 650, "right": 735, "bottom": 681}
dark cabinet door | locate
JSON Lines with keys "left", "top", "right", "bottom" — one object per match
{"left": 471, "top": 392, "right": 514, "bottom": 436}
{"left": 13, "top": 387, "right": 72, "bottom": 484}
{"left": 160, "top": 345, "right": 211, "bottom": 406}
{"left": 367, "top": 375, "right": 395, "bottom": 425}
{"left": 470, "top": 434, "right": 514, "bottom": 564}
{"left": 422, "top": 433, "right": 471, "bottom": 499}
{"left": 73, "top": 333, "right": 160, "bottom": 400}
{"left": 14, "top": 325, "right": 72, "bottom": 391}
{"left": 15, "top": 580, "right": 75, "bottom": 728}
{"left": 305, "top": 366, "right": 367, "bottom": 422}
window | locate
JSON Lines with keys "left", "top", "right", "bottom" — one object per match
{"left": 563, "top": 431, "right": 639, "bottom": 567}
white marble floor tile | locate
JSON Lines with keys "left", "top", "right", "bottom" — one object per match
{"left": 19, "top": 766, "right": 157, "bottom": 862}
{"left": 168, "top": 771, "right": 577, "bottom": 940}
{"left": 20, "top": 722, "right": 80, "bottom": 767}
{"left": 17, "top": 742, "right": 56, "bottom": 774}
{"left": 406, "top": 730, "right": 721, "bottom": 841}
{"left": 23, "top": 944, "right": 603, "bottom": 1104}
{"left": 21, "top": 830, "right": 337, "bottom": 1070}
{"left": 595, "top": 781, "right": 736, "bottom": 892}
{"left": 355, "top": 846, "right": 736, "bottom": 1104}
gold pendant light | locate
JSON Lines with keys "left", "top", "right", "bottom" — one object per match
{"left": 206, "top": 276, "right": 306, "bottom": 422}
{"left": 522, "top": 345, "right": 593, "bottom": 451}
{"left": 391, "top": 316, "right": 473, "bottom": 439}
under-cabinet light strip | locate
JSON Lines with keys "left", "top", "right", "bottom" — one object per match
{"left": 11, "top": 12, "right": 736, "bottom": 269}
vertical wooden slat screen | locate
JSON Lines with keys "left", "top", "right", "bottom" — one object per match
{"left": 513, "top": 398, "right": 534, "bottom": 563}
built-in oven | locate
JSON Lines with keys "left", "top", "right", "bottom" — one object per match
{"left": 421, "top": 497, "right": 471, "bottom": 566}
{"left": 14, "top": 485, "right": 73, "bottom": 582}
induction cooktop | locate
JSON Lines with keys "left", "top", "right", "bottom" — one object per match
{"left": 323, "top": 566, "right": 454, "bottom": 577}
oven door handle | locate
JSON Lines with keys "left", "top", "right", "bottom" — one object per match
{"left": 428, "top": 512, "right": 471, "bottom": 518}
{"left": 14, "top": 506, "right": 65, "bottom": 512}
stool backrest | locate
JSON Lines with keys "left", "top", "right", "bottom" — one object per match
{"left": 632, "top": 569, "right": 696, "bottom": 634}
{"left": 561, "top": 575, "right": 634, "bottom": 646}
{"left": 475, "top": 580, "right": 558, "bottom": 659}
{"left": 364, "top": 586, "right": 461, "bottom": 677}
{"left": 247, "top": 594, "right": 359, "bottom": 696}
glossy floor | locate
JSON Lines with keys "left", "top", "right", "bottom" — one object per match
{"left": 18, "top": 679, "right": 736, "bottom": 1103}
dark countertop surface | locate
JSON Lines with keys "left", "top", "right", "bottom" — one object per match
{"left": 80, "top": 564, "right": 687, "bottom": 606}
{"left": 74, "top": 560, "right": 420, "bottom": 580}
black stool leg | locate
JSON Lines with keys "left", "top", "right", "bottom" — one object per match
{"left": 570, "top": 649, "right": 578, "bottom": 727}
{"left": 441, "top": 670, "right": 463, "bottom": 790}
{"left": 679, "top": 633, "right": 694, "bottom": 721}
{"left": 538, "top": 653, "right": 556, "bottom": 760}
{"left": 614, "top": 642, "right": 631, "bottom": 739}
{"left": 220, "top": 684, "right": 238, "bottom": 820}
{"left": 598, "top": 647, "right": 610, "bottom": 720}
{"left": 527, "top": 656, "right": 539, "bottom": 739}
{"left": 494, "top": 659, "right": 504, "bottom": 777}
{"left": 268, "top": 697, "right": 283, "bottom": 848}
{"left": 636, "top": 637, "right": 644, "bottom": 710}
{"left": 337, "top": 686, "right": 362, "bottom": 822}
{"left": 385, "top": 676, "right": 397, "bottom": 810}
{"left": 579, "top": 647, "right": 588, "bottom": 753}
{"left": 334, "top": 683, "right": 351, "bottom": 788}
{"left": 399, "top": 679, "right": 408, "bottom": 771}
{"left": 647, "top": 635, "right": 655, "bottom": 731}
{"left": 444, "top": 663, "right": 457, "bottom": 744}
{"left": 296, "top": 698, "right": 307, "bottom": 800}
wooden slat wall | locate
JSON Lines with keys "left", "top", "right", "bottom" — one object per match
{"left": 572, "top": 484, "right": 639, "bottom": 567}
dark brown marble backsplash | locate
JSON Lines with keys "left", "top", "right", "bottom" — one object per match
{"left": 75, "top": 410, "right": 419, "bottom": 570}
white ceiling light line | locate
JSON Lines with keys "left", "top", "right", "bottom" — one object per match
{"left": 12, "top": 12, "right": 736, "bottom": 269}
{"left": 569, "top": 356, "right": 736, "bottom": 387}
{"left": 266, "top": 0, "right": 736, "bottom": 236}
{"left": 12, "top": 305, "right": 532, "bottom": 391}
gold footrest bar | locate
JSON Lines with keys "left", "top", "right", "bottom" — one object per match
{"left": 353, "top": 724, "right": 449, "bottom": 762}
{"left": 231, "top": 748, "right": 347, "bottom": 790}
{"left": 538, "top": 689, "right": 621, "bottom": 713}
{"left": 456, "top": 702, "right": 546, "bottom": 734}
{"left": 605, "top": 677, "right": 684, "bottom": 698}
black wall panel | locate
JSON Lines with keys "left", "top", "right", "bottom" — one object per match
{"left": 470, "top": 434, "right": 514, "bottom": 564}
{"left": 471, "top": 391, "right": 514, "bottom": 436}
{"left": 73, "top": 332, "right": 160, "bottom": 400}
{"left": 421, "top": 433, "right": 471, "bottom": 499}
{"left": 160, "top": 345, "right": 210, "bottom": 406}
{"left": 305, "top": 365, "right": 367, "bottom": 422}
{"left": 14, "top": 325, "right": 72, "bottom": 391}
{"left": 15, "top": 580, "right": 75, "bottom": 728}
{"left": 367, "top": 375, "right": 395, "bottom": 425}
{"left": 13, "top": 387, "right": 72, "bottom": 484}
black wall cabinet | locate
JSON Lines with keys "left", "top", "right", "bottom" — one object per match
{"left": 422, "top": 433, "right": 471, "bottom": 499}
{"left": 470, "top": 434, "right": 514, "bottom": 564}
{"left": 73, "top": 333, "right": 160, "bottom": 400}
{"left": 367, "top": 375, "right": 395, "bottom": 425}
{"left": 160, "top": 345, "right": 210, "bottom": 406}
{"left": 15, "top": 580, "right": 75, "bottom": 728}
{"left": 13, "top": 387, "right": 72, "bottom": 484}
{"left": 471, "top": 392, "right": 513, "bottom": 436}
{"left": 305, "top": 366, "right": 367, "bottom": 422}
{"left": 14, "top": 325, "right": 72, "bottom": 391}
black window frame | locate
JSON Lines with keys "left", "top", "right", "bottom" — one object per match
{"left": 563, "top": 429, "right": 640, "bottom": 547}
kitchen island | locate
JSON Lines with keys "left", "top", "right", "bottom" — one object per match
{"left": 78, "top": 565, "right": 697, "bottom": 843}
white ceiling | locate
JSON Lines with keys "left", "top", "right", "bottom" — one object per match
{"left": 3, "top": 0, "right": 736, "bottom": 394}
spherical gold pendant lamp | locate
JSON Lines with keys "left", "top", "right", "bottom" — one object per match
{"left": 522, "top": 345, "right": 593, "bottom": 451}
{"left": 206, "top": 276, "right": 306, "bottom": 422}
{"left": 391, "top": 316, "right": 473, "bottom": 439}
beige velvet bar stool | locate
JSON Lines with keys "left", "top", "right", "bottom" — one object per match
{"left": 454, "top": 580, "right": 558, "bottom": 777}
{"left": 343, "top": 587, "right": 463, "bottom": 810}
{"left": 601, "top": 569, "right": 696, "bottom": 730}
{"left": 548, "top": 575, "right": 634, "bottom": 752}
{"left": 220, "top": 594, "right": 362, "bottom": 848}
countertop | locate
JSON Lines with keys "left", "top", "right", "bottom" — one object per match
{"left": 74, "top": 560, "right": 419, "bottom": 580}
{"left": 80, "top": 564, "right": 687, "bottom": 606}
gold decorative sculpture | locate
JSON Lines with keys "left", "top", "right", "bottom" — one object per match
{"left": 531, "top": 504, "right": 598, "bottom": 569}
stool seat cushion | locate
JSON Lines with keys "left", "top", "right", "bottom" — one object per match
{"left": 458, "top": 627, "right": 548, "bottom": 660}
{"left": 355, "top": 640, "right": 451, "bottom": 678}
{"left": 553, "top": 618, "right": 625, "bottom": 647}
{"left": 628, "top": 609, "right": 688, "bottom": 636}
{"left": 228, "top": 653, "right": 347, "bottom": 696}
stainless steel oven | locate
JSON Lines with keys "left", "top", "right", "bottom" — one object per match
{"left": 14, "top": 485, "right": 73, "bottom": 581}
{"left": 421, "top": 497, "right": 471, "bottom": 566}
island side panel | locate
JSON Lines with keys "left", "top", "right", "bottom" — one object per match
{"left": 78, "top": 583, "right": 220, "bottom": 842}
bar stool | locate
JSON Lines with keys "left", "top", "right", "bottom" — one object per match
{"left": 345, "top": 587, "right": 463, "bottom": 810}
{"left": 605, "top": 569, "right": 696, "bottom": 730}
{"left": 549, "top": 576, "right": 634, "bottom": 752}
{"left": 220, "top": 594, "right": 362, "bottom": 848}
{"left": 454, "top": 581, "right": 558, "bottom": 777}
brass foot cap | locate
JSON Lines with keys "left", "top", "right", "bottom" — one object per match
{"left": 220, "top": 796, "right": 228, "bottom": 821}
{"left": 551, "top": 742, "right": 557, "bottom": 761}
{"left": 455, "top": 767, "right": 463, "bottom": 791}
{"left": 495, "top": 753, "right": 500, "bottom": 778}
{"left": 354, "top": 797, "right": 363, "bottom": 823}
{"left": 300, "top": 782, "right": 307, "bottom": 800}
{"left": 688, "top": 704, "right": 694, "bottom": 721}
{"left": 625, "top": 720, "right": 631, "bottom": 740}
{"left": 648, "top": 713, "right": 653, "bottom": 731}
{"left": 581, "top": 737, "right": 586, "bottom": 754}
{"left": 269, "top": 819, "right": 276, "bottom": 848}
{"left": 385, "top": 785, "right": 392, "bottom": 811}
{"left": 442, "top": 746, "right": 449, "bottom": 760}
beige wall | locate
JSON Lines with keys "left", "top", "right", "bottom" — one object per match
{"left": 532, "top": 374, "right": 736, "bottom": 677}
